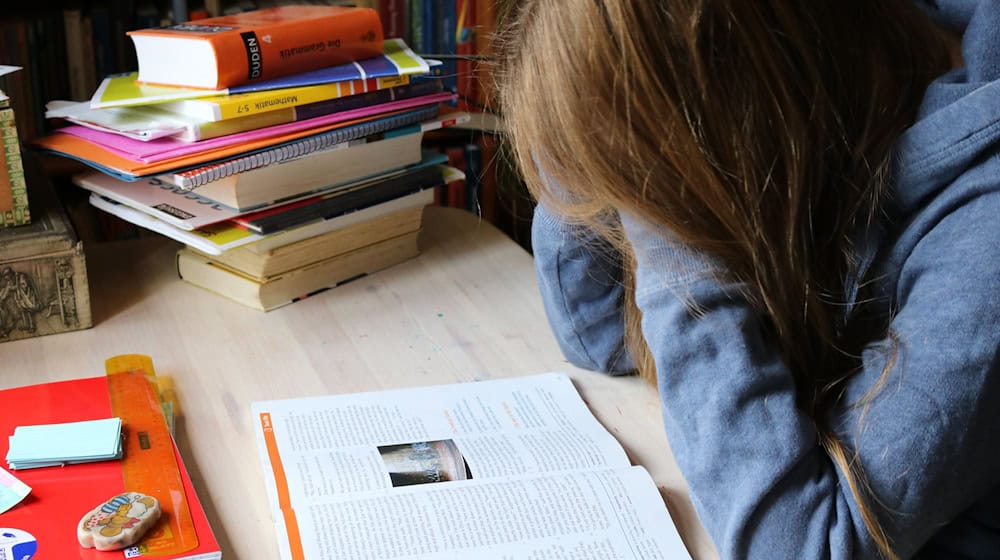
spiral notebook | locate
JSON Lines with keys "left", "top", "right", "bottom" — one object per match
{"left": 168, "top": 108, "right": 468, "bottom": 190}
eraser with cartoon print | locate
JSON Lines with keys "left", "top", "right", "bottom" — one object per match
{"left": 77, "top": 492, "right": 161, "bottom": 551}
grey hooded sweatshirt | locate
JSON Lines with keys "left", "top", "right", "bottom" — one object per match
{"left": 529, "top": 0, "right": 1000, "bottom": 557}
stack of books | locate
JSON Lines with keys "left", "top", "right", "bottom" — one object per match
{"left": 34, "top": 5, "right": 468, "bottom": 311}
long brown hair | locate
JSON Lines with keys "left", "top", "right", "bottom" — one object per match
{"left": 495, "top": 1, "right": 951, "bottom": 557}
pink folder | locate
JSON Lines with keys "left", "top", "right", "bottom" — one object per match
{"left": 60, "top": 92, "right": 456, "bottom": 163}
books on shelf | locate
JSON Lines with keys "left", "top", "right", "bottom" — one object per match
{"left": 177, "top": 229, "right": 421, "bottom": 311}
{"left": 0, "top": 364, "right": 220, "bottom": 559}
{"left": 128, "top": 5, "right": 384, "bottom": 89}
{"left": 250, "top": 372, "right": 690, "bottom": 559}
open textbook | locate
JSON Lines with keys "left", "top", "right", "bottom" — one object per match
{"left": 251, "top": 373, "right": 690, "bottom": 560}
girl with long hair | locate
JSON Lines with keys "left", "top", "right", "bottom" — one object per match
{"left": 497, "top": 1, "right": 1000, "bottom": 558}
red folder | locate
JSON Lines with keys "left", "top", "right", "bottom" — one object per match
{"left": 0, "top": 376, "right": 220, "bottom": 560}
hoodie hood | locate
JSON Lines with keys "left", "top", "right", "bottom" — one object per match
{"left": 842, "top": 0, "right": 1000, "bottom": 319}
{"left": 893, "top": 0, "right": 1000, "bottom": 213}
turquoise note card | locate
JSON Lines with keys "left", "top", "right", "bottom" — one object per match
{"left": 5, "top": 417, "right": 123, "bottom": 470}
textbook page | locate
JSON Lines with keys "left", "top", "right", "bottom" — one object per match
{"left": 280, "top": 466, "right": 688, "bottom": 559}
{"left": 252, "top": 373, "right": 691, "bottom": 559}
{"left": 252, "top": 373, "right": 633, "bottom": 499}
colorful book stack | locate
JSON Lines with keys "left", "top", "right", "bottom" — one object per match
{"left": 34, "top": 5, "right": 469, "bottom": 311}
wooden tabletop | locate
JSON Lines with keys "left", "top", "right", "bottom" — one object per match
{"left": 0, "top": 206, "right": 716, "bottom": 560}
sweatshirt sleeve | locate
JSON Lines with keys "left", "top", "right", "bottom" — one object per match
{"left": 530, "top": 203, "right": 634, "bottom": 374}
{"left": 620, "top": 190, "right": 1000, "bottom": 558}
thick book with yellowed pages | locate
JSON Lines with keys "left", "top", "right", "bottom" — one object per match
{"left": 127, "top": 6, "right": 383, "bottom": 89}
{"left": 176, "top": 230, "right": 420, "bottom": 311}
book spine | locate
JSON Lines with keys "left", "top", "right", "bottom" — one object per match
{"left": 473, "top": 0, "right": 495, "bottom": 109}
{"left": 25, "top": 19, "right": 45, "bottom": 138}
{"left": 444, "top": 145, "right": 465, "bottom": 210}
{"left": 174, "top": 105, "right": 438, "bottom": 189}
{"left": 378, "top": 0, "right": 406, "bottom": 40}
{"left": 420, "top": 0, "right": 437, "bottom": 56}
{"left": 90, "top": 7, "right": 116, "bottom": 81}
{"left": 79, "top": 14, "right": 98, "bottom": 97}
{"left": 455, "top": 0, "right": 478, "bottom": 112}
{"left": 409, "top": 0, "right": 424, "bottom": 54}
{"left": 63, "top": 9, "right": 88, "bottom": 102}
{"left": 293, "top": 78, "right": 442, "bottom": 121}
{"left": 214, "top": 75, "right": 411, "bottom": 120}
{"left": 438, "top": 0, "right": 459, "bottom": 103}
{"left": 204, "top": 0, "right": 222, "bottom": 17}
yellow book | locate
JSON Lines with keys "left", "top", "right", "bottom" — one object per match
{"left": 153, "top": 75, "right": 410, "bottom": 121}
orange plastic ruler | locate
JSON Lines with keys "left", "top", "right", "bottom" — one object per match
{"left": 105, "top": 354, "right": 198, "bottom": 556}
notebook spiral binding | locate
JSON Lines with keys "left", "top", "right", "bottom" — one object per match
{"left": 174, "top": 105, "right": 440, "bottom": 190}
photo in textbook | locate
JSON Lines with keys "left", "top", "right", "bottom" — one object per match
{"left": 378, "top": 439, "right": 473, "bottom": 487}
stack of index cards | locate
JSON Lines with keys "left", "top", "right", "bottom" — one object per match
{"left": 6, "top": 418, "right": 123, "bottom": 470}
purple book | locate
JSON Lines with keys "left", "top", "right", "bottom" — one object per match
{"left": 227, "top": 38, "right": 433, "bottom": 94}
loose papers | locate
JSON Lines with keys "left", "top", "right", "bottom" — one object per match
{"left": 0, "top": 467, "right": 30, "bottom": 512}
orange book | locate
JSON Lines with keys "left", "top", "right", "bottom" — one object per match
{"left": 127, "top": 5, "right": 384, "bottom": 89}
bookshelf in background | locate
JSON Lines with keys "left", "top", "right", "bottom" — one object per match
{"left": 1, "top": 1, "right": 164, "bottom": 245}
{"left": 381, "top": 0, "right": 533, "bottom": 251}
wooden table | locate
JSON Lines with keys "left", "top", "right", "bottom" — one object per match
{"left": 0, "top": 206, "right": 717, "bottom": 559}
